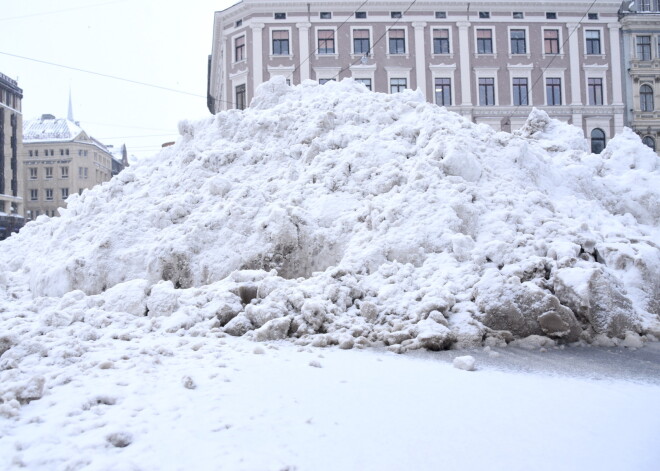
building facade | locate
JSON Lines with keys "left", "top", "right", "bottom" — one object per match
{"left": 208, "top": 0, "right": 626, "bottom": 151}
{"left": 22, "top": 115, "right": 114, "bottom": 220}
{"left": 0, "top": 72, "right": 24, "bottom": 240}
{"left": 620, "top": 0, "right": 660, "bottom": 152}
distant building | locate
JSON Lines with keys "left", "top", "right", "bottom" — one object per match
{"left": 620, "top": 0, "right": 660, "bottom": 153}
{"left": 22, "top": 115, "right": 114, "bottom": 220}
{"left": 0, "top": 72, "right": 24, "bottom": 240}
{"left": 208, "top": 0, "right": 625, "bottom": 152}
{"left": 107, "top": 143, "right": 129, "bottom": 176}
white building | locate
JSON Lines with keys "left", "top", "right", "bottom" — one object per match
{"left": 208, "top": 0, "right": 626, "bottom": 152}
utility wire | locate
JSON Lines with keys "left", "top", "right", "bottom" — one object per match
{"left": 0, "top": 50, "right": 205, "bottom": 98}
{"left": 505, "top": 0, "right": 599, "bottom": 125}
{"left": 332, "top": 0, "right": 418, "bottom": 82}
{"left": 288, "top": 0, "right": 370, "bottom": 81}
{"left": 0, "top": 0, "right": 132, "bottom": 22}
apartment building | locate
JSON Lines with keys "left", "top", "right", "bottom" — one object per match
{"left": 208, "top": 0, "right": 625, "bottom": 153}
{"left": 621, "top": 0, "right": 660, "bottom": 151}
{"left": 22, "top": 115, "right": 114, "bottom": 220}
{"left": 0, "top": 72, "right": 24, "bottom": 240}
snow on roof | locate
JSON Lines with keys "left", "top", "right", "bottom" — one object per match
{"left": 23, "top": 114, "right": 86, "bottom": 143}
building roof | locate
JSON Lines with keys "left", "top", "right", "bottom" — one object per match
{"left": 23, "top": 114, "right": 86, "bottom": 143}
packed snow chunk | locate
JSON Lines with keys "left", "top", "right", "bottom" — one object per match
{"left": 474, "top": 270, "right": 581, "bottom": 342}
{"left": 252, "top": 317, "right": 292, "bottom": 341}
{"left": 442, "top": 142, "right": 482, "bottom": 182}
{"left": 13, "top": 375, "right": 46, "bottom": 404}
{"left": 146, "top": 280, "right": 179, "bottom": 317}
{"left": 554, "top": 267, "right": 641, "bottom": 338}
{"left": 509, "top": 335, "right": 557, "bottom": 350}
{"left": 100, "top": 279, "right": 150, "bottom": 316}
{"left": 223, "top": 314, "right": 253, "bottom": 337}
{"left": 516, "top": 108, "right": 587, "bottom": 153}
{"left": 453, "top": 355, "right": 476, "bottom": 371}
{"left": 414, "top": 319, "right": 455, "bottom": 351}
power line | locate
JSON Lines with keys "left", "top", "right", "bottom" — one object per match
{"left": 0, "top": 0, "right": 132, "bottom": 22}
{"left": 96, "top": 133, "right": 176, "bottom": 139}
{"left": 0, "top": 50, "right": 205, "bottom": 98}
{"left": 288, "top": 0, "right": 370, "bottom": 81}
{"left": 505, "top": 0, "right": 599, "bottom": 124}
{"left": 332, "top": 0, "right": 418, "bottom": 82}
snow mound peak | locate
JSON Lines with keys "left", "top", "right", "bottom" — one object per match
{"left": 2, "top": 77, "right": 659, "bottom": 351}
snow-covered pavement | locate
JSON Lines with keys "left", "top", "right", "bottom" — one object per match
{"left": 2, "top": 336, "right": 658, "bottom": 471}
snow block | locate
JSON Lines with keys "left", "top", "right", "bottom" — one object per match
{"left": 453, "top": 355, "right": 476, "bottom": 371}
{"left": 252, "top": 317, "right": 292, "bottom": 341}
{"left": 554, "top": 267, "right": 641, "bottom": 338}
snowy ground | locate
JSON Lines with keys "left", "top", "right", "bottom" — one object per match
{"left": 1, "top": 335, "right": 658, "bottom": 471}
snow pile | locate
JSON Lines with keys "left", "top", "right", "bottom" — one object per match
{"left": 1, "top": 76, "right": 659, "bottom": 360}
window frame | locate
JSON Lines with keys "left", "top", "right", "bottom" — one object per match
{"left": 235, "top": 83, "right": 246, "bottom": 110}
{"left": 30, "top": 189, "right": 38, "bottom": 201}
{"left": 29, "top": 167, "right": 37, "bottom": 179}
{"left": 271, "top": 28, "right": 291, "bottom": 56}
{"left": 434, "top": 77, "right": 452, "bottom": 106}
{"left": 588, "top": 77, "right": 604, "bottom": 105}
{"left": 61, "top": 166, "right": 69, "bottom": 179}
{"left": 543, "top": 28, "right": 562, "bottom": 56}
{"left": 355, "top": 78, "right": 372, "bottom": 90}
{"left": 590, "top": 128, "right": 606, "bottom": 154}
{"left": 545, "top": 77, "right": 563, "bottom": 106}
{"left": 642, "top": 136, "right": 656, "bottom": 151}
{"left": 508, "top": 27, "right": 528, "bottom": 56}
{"left": 61, "top": 188, "right": 69, "bottom": 200}
{"left": 352, "top": 27, "right": 372, "bottom": 55}
{"left": 512, "top": 77, "right": 529, "bottom": 106}
{"left": 585, "top": 29, "right": 603, "bottom": 55}
{"left": 475, "top": 28, "right": 494, "bottom": 55}
{"left": 640, "top": 83, "right": 654, "bottom": 111}
{"left": 636, "top": 35, "right": 652, "bottom": 60}
{"left": 387, "top": 28, "right": 407, "bottom": 55}
{"left": 390, "top": 77, "right": 407, "bottom": 94}
{"left": 432, "top": 28, "right": 451, "bottom": 55}
{"left": 478, "top": 77, "right": 496, "bottom": 106}
{"left": 316, "top": 27, "right": 337, "bottom": 55}
{"left": 234, "top": 34, "right": 246, "bottom": 62}
{"left": 45, "top": 188, "right": 54, "bottom": 201}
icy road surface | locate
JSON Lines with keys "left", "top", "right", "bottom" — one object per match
{"left": 1, "top": 337, "right": 658, "bottom": 471}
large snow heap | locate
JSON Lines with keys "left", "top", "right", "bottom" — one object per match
{"left": 2, "top": 77, "right": 659, "bottom": 353}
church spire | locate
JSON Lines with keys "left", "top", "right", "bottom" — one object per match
{"left": 67, "top": 88, "right": 74, "bottom": 122}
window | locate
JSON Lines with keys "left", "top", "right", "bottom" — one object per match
{"left": 29, "top": 167, "right": 37, "bottom": 179}
{"left": 30, "top": 189, "right": 38, "bottom": 201}
{"left": 79, "top": 189, "right": 83, "bottom": 195}
{"left": 588, "top": 78, "right": 603, "bottom": 105}
{"left": 479, "top": 78, "right": 495, "bottom": 105}
{"left": 544, "top": 30, "right": 560, "bottom": 54}
{"left": 318, "top": 30, "right": 335, "bottom": 54}
{"left": 389, "top": 29, "right": 406, "bottom": 54}
{"left": 319, "top": 78, "right": 335, "bottom": 85}
{"left": 45, "top": 167, "right": 53, "bottom": 179}
{"left": 355, "top": 78, "right": 372, "bottom": 90}
{"left": 642, "top": 136, "right": 656, "bottom": 151}
{"left": 355, "top": 11, "right": 367, "bottom": 19}
{"left": 477, "top": 29, "right": 493, "bottom": 54}
{"left": 353, "top": 29, "right": 370, "bottom": 54}
{"left": 512, "top": 78, "right": 529, "bottom": 105}
{"left": 637, "top": 36, "right": 651, "bottom": 60}
{"left": 510, "top": 29, "right": 526, "bottom": 54}
{"left": 434, "top": 78, "right": 451, "bottom": 106}
{"left": 546, "top": 12, "right": 557, "bottom": 19}
{"left": 435, "top": 12, "right": 447, "bottom": 19}
{"left": 588, "top": 13, "right": 598, "bottom": 20}
{"left": 79, "top": 167, "right": 89, "bottom": 179}
{"left": 586, "top": 31, "right": 601, "bottom": 54}
{"left": 273, "top": 30, "right": 290, "bottom": 55}
{"left": 35, "top": 150, "right": 39, "bottom": 156}
{"left": 46, "top": 189, "right": 54, "bottom": 201}
{"left": 61, "top": 188, "right": 69, "bottom": 199}
{"left": 591, "top": 129, "right": 606, "bottom": 154}
{"left": 236, "top": 19, "right": 242, "bottom": 27}
{"left": 320, "top": 12, "right": 331, "bottom": 19}
{"left": 391, "top": 11, "right": 402, "bottom": 19}
{"left": 61, "top": 166, "right": 69, "bottom": 178}
{"left": 60, "top": 149, "right": 64, "bottom": 156}
{"left": 29, "top": 150, "right": 33, "bottom": 157}
{"left": 640, "top": 84, "right": 654, "bottom": 111}
{"left": 479, "top": 12, "right": 490, "bottom": 19}
{"left": 236, "top": 84, "right": 246, "bottom": 110}
{"left": 546, "top": 78, "right": 562, "bottom": 105}
{"left": 274, "top": 13, "right": 286, "bottom": 20}
{"left": 65, "top": 149, "right": 69, "bottom": 155}
{"left": 513, "top": 12, "right": 524, "bottom": 19}
{"left": 433, "top": 29, "right": 450, "bottom": 54}
{"left": 390, "top": 78, "right": 407, "bottom": 93}
{"left": 235, "top": 36, "right": 245, "bottom": 61}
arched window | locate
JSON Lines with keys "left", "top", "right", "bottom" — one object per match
{"left": 642, "top": 136, "right": 656, "bottom": 151}
{"left": 640, "top": 84, "right": 654, "bottom": 111}
{"left": 591, "top": 128, "right": 606, "bottom": 154}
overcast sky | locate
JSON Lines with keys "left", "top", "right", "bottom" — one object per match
{"left": 0, "top": 0, "right": 236, "bottom": 160}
